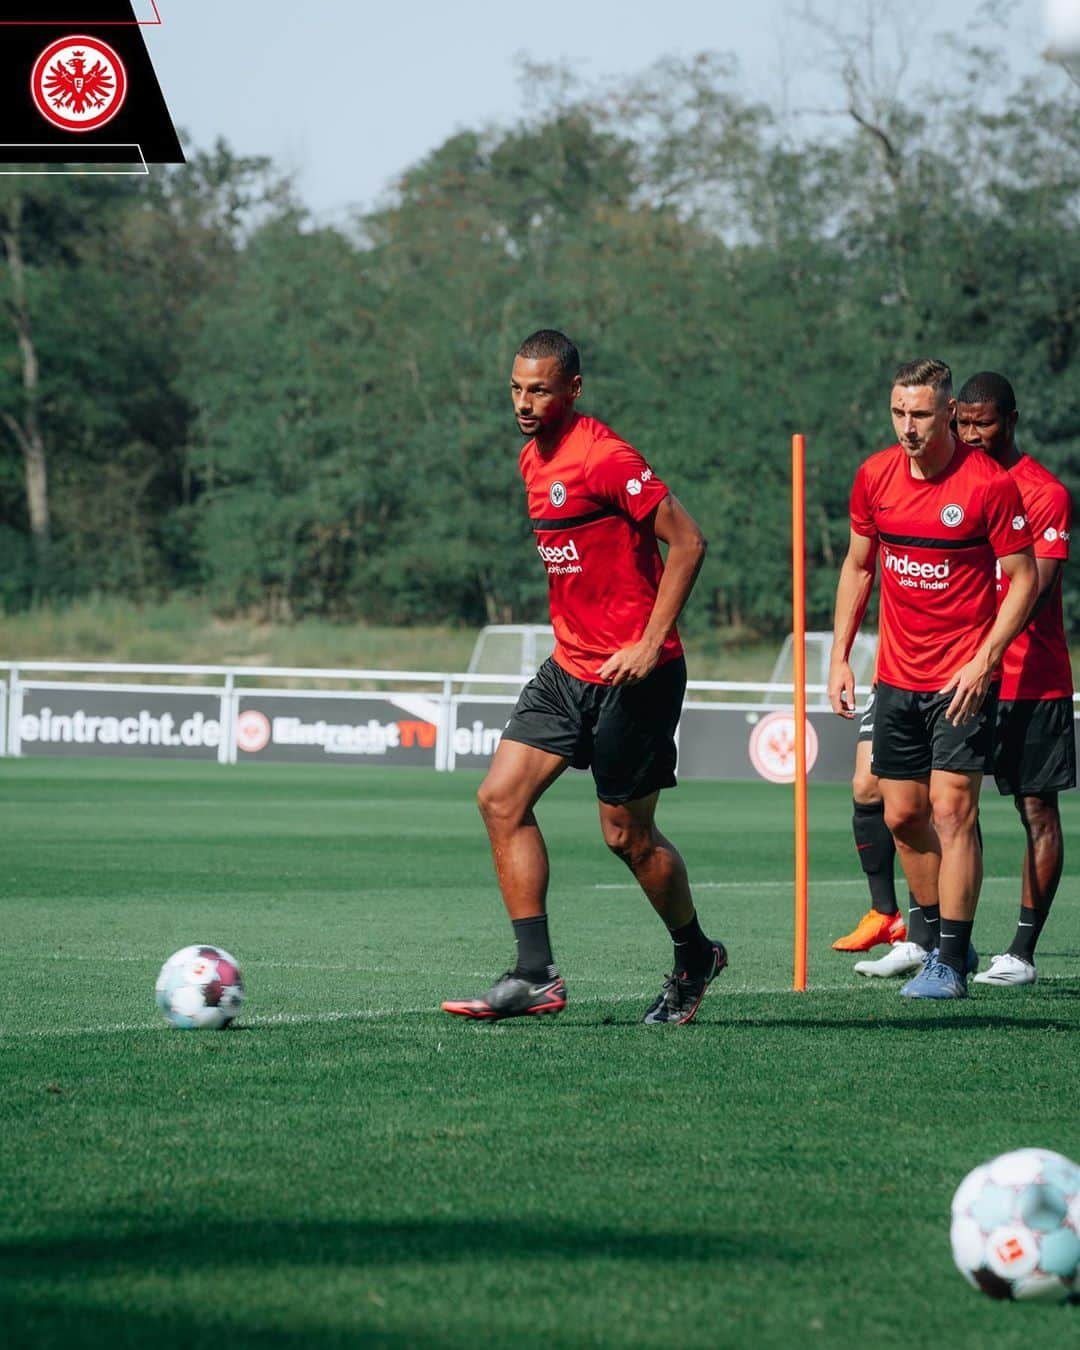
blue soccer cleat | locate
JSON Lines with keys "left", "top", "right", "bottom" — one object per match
{"left": 899, "top": 953, "right": 969, "bottom": 999}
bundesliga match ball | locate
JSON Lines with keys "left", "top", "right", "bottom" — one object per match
{"left": 155, "top": 945, "right": 244, "bottom": 1029}
{"left": 950, "top": 1148, "right": 1080, "bottom": 1302}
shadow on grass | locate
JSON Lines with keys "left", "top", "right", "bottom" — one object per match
{"left": 2, "top": 1216, "right": 805, "bottom": 1348}
{"left": 0, "top": 1214, "right": 805, "bottom": 1278}
{"left": 1, "top": 1294, "right": 449, "bottom": 1350}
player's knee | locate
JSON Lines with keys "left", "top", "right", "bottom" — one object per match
{"left": 1017, "top": 794, "right": 1060, "bottom": 840}
{"left": 930, "top": 793, "right": 979, "bottom": 843}
{"left": 852, "top": 766, "right": 881, "bottom": 805}
{"left": 601, "top": 818, "right": 651, "bottom": 866}
{"left": 476, "top": 778, "right": 517, "bottom": 829}
{"left": 883, "top": 800, "right": 926, "bottom": 839}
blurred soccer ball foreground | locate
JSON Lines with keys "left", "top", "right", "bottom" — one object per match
{"left": 951, "top": 1148, "right": 1080, "bottom": 1302}
{"left": 155, "top": 944, "right": 244, "bottom": 1029}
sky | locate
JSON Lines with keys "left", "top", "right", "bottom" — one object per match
{"left": 145, "top": 0, "right": 1058, "bottom": 221}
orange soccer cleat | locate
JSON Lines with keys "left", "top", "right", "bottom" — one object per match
{"left": 832, "top": 909, "right": 903, "bottom": 952}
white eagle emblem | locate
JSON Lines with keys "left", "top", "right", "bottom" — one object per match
{"left": 31, "top": 37, "right": 128, "bottom": 133}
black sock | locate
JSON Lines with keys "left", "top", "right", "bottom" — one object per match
{"left": 670, "top": 912, "right": 711, "bottom": 976}
{"left": 1007, "top": 905, "right": 1048, "bottom": 964}
{"left": 852, "top": 800, "right": 897, "bottom": 914}
{"left": 938, "top": 918, "right": 973, "bottom": 976}
{"left": 907, "top": 899, "right": 939, "bottom": 952}
{"left": 512, "top": 915, "right": 556, "bottom": 981}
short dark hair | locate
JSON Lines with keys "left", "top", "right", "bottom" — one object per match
{"left": 516, "top": 329, "right": 580, "bottom": 378}
{"left": 892, "top": 357, "right": 953, "bottom": 400}
{"left": 957, "top": 371, "right": 1016, "bottom": 415}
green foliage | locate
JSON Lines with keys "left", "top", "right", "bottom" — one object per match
{"left": 2, "top": 50, "right": 1078, "bottom": 638}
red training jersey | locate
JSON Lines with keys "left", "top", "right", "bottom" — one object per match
{"left": 850, "top": 440, "right": 1032, "bottom": 691}
{"left": 997, "top": 453, "right": 1073, "bottom": 701}
{"left": 520, "top": 414, "right": 682, "bottom": 683}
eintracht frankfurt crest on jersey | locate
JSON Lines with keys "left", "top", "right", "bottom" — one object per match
{"left": 31, "top": 35, "right": 128, "bottom": 133}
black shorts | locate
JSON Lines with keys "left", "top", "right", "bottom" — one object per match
{"left": 501, "top": 655, "right": 686, "bottom": 804}
{"left": 871, "top": 679, "right": 998, "bottom": 780}
{"left": 857, "top": 685, "right": 877, "bottom": 743}
{"left": 993, "top": 696, "right": 1077, "bottom": 797}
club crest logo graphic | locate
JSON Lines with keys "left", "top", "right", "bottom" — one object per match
{"left": 235, "top": 709, "right": 271, "bottom": 754}
{"left": 549, "top": 481, "right": 567, "bottom": 508}
{"left": 748, "top": 711, "right": 819, "bottom": 784}
{"left": 940, "top": 504, "right": 964, "bottom": 527}
{"left": 31, "top": 36, "right": 128, "bottom": 133}
{"left": 1012, "top": 515, "right": 1026, "bottom": 530}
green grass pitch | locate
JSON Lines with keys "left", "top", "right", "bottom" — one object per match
{"left": 1, "top": 759, "right": 1077, "bottom": 1348}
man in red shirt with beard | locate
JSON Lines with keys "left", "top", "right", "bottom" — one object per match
{"left": 829, "top": 358, "right": 1038, "bottom": 998}
{"left": 441, "top": 330, "right": 723, "bottom": 1025}
{"left": 956, "top": 372, "right": 1074, "bottom": 986}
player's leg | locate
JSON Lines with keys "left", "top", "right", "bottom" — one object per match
{"left": 880, "top": 775, "right": 940, "bottom": 925}
{"left": 977, "top": 696, "right": 1074, "bottom": 985}
{"left": 897, "top": 687, "right": 995, "bottom": 998}
{"left": 834, "top": 731, "right": 907, "bottom": 951}
{"left": 599, "top": 791, "right": 726, "bottom": 1025}
{"left": 928, "top": 768, "right": 983, "bottom": 974}
{"left": 442, "top": 660, "right": 579, "bottom": 1020}
{"left": 591, "top": 656, "right": 725, "bottom": 1025}
{"left": 1011, "top": 791, "right": 1063, "bottom": 954}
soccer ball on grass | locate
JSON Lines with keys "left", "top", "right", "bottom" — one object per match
{"left": 950, "top": 1148, "right": 1080, "bottom": 1302}
{"left": 155, "top": 944, "right": 244, "bottom": 1029}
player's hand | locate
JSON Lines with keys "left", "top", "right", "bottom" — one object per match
{"left": 828, "top": 659, "right": 856, "bottom": 719}
{"left": 939, "top": 659, "right": 993, "bottom": 726}
{"left": 597, "top": 641, "right": 661, "bottom": 687}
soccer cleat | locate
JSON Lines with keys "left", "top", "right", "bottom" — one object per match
{"left": 643, "top": 941, "right": 727, "bottom": 1025}
{"left": 887, "top": 913, "right": 908, "bottom": 944}
{"left": 440, "top": 971, "right": 566, "bottom": 1021}
{"left": 899, "top": 954, "right": 968, "bottom": 999}
{"left": 853, "top": 940, "right": 929, "bottom": 978}
{"left": 832, "top": 909, "right": 904, "bottom": 951}
{"left": 972, "top": 953, "right": 1038, "bottom": 986}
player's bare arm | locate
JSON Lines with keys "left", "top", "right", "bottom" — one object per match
{"left": 828, "top": 529, "right": 878, "bottom": 718}
{"left": 1029, "top": 555, "right": 1064, "bottom": 620}
{"left": 597, "top": 494, "right": 706, "bottom": 687}
{"left": 940, "top": 548, "right": 1038, "bottom": 725}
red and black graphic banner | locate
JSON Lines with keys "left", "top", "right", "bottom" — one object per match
{"left": 0, "top": 2, "right": 183, "bottom": 166}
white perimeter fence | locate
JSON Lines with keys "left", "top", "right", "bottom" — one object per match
{"left": 1, "top": 661, "right": 1076, "bottom": 784}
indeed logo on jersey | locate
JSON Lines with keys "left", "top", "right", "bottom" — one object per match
{"left": 883, "top": 548, "right": 950, "bottom": 591}
{"left": 537, "top": 537, "right": 583, "bottom": 576}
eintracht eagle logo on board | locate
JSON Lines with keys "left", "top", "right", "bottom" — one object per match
{"left": 31, "top": 36, "right": 128, "bottom": 133}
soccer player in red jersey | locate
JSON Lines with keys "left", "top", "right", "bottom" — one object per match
{"left": 441, "top": 330, "right": 724, "bottom": 1025}
{"left": 954, "top": 372, "right": 1074, "bottom": 986}
{"left": 828, "top": 358, "right": 1038, "bottom": 998}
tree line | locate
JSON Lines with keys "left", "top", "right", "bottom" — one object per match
{"left": 1, "top": 42, "right": 1078, "bottom": 640}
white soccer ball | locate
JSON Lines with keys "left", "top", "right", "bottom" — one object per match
{"left": 155, "top": 944, "right": 244, "bottom": 1029}
{"left": 950, "top": 1148, "right": 1080, "bottom": 1302}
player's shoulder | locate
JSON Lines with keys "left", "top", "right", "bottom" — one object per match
{"left": 1014, "top": 451, "right": 1069, "bottom": 498}
{"left": 577, "top": 414, "right": 632, "bottom": 453}
{"left": 857, "top": 442, "right": 903, "bottom": 483}
{"left": 956, "top": 440, "right": 1014, "bottom": 488}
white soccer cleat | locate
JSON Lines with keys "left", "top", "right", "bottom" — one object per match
{"left": 971, "top": 953, "right": 1037, "bottom": 986}
{"left": 853, "top": 941, "right": 928, "bottom": 978}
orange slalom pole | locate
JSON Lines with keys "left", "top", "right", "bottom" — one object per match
{"left": 792, "top": 433, "right": 809, "bottom": 991}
